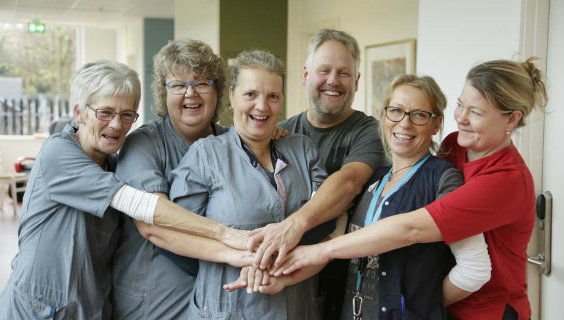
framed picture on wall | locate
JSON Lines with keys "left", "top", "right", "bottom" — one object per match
{"left": 365, "top": 39, "right": 416, "bottom": 116}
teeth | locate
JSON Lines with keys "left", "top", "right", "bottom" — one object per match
{"left": 323, "top": 90, "right": 340, "bottom": 96}
{"left": 252, "top": 115, "right": 268, "bottom": 120}
{"left": 394, "top": 133, "right": 413, "bottom": 140}
{"left": 184, "top": 104, "right": 200, "bottom": 109}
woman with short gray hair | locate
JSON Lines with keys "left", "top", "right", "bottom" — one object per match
{"left": 0, "top": 59, "right": 247, "bottom": 320}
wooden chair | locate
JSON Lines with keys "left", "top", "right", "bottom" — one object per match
{"left": 0, "top": 173, "right": 29, "bottom": 216}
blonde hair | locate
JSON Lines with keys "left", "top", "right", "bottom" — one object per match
{"left": 466, "top": 57, "right": 548, "bottom": 127}
{"left": 231, "top": 50, "right": 285, "bottom": 93}
{"left": 379, "top": 74, "right": 447, "bottom": 158}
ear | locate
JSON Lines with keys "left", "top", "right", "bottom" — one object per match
{"left": 506, "top": 110, "right": 523, "bottom": 132}
{"left": 301, "top": 66, "right": 308, "bottom": 87}
{"left": 74, "top": 104, "right": 84, "bottom": 124}
{"left": 432, "top": 115, "right": 443, "bottom": 135}
{"left": 354, "top": 72, "right": 361, "bottom": 92}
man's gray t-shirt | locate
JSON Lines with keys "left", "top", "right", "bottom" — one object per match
{"left": 280, "top": 110, "right": 387, "bottom": 175}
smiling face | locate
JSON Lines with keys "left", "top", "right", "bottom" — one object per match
{"left": 455, "top": 82, "right": 520, "bottom": 161}
{"left": 165, "top": 66, "right": 218, "bottom": 144}
{"left": 384, "top": 85, "right": 441, "bottom": 164}
{"left": 303, "top": 40, "right": 359, "bottom": 123}
{"left": 75, "top": 95, "right": 136, "bottom": 165}
{"left": 230, "top": 68, "right": 283, "bottom": 145}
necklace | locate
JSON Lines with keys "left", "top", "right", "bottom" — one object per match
{"left": 387, "top": 163, "right": 416, "bottom": 182}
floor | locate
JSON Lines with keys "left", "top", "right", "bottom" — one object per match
{"left": 0, "top": 193, "right": 20, "bottom": 291}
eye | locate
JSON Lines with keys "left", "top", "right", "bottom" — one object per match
{"left": 121, "top": 112, "right": 137, "bottom": 119}
{"left": 388, "top": 107, "right": 403, "bottom": 114}
{"left": 412, "top": 111, "right": 429, "bottom": 119}
{"left": 98, "top": 110, "right": 115, "bottom": 117}
{"left": 318, "top": 69, "right": 329, "bottom": 75}
{"left": 471, "top": 110, "right": 482, "bottom": 117}
{"left": 244, "top": 91, "right": 255, "bottom": 98}
{"left": 194, "top": 81, "right": 211, "bottom": 88}
{"left": 170, "top": 82, "right": 186, "bottom": 89}
{"left": 340, "top": 71, "right": 351, "bottom": 77}
{"left": 269, "top": 93, "right": 281, "bottom": 100}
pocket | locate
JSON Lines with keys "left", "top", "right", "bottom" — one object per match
{"left": 5, "top": 285, "right": 69, "bottom": 319}
{"left": 110, "top": 284, "right": 145, "bottom": 320}
{"left": 188, "top": 291, "right": 233, "bottom": 320}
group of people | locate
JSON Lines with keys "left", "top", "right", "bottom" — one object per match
{"left": 0, "top": 28, "right": 547, "bottom": 320}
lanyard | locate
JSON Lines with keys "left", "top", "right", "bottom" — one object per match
{"left": 353, "top": 152, "right": 430, "bottom": 318}
{"left": 363, "top": 152, "right": 430, "bottom": 227}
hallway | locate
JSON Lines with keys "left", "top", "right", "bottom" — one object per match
{"left": 0, "top": 194, "right": 20, "bottom": 291}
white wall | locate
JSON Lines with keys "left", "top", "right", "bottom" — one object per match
{"left": 417, "top": 0, "right": 521, "bottom": 136}
{"left": 81, "top": 28, "right": 118, "bottom": 63}
{"left": 286, "top": 0, "right": 419, "bottom": 117}
{"left": 541, "top": 0, "right": 564, "bottom": 317}
{"left": 174, "top": 0, "right": 219, "bottom": 52}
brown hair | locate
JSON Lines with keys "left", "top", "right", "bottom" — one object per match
{"left": 466, "top": 57, "right": 548, "bottom": 127}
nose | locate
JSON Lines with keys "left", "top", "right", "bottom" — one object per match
{"left": 255, "top": 96, "right": 268, "bottom": 111}
{"left": 454, "top": 106, "right": 469, "bottom": 124}
{"left": 326, "top": 70, "right": 339, "bottom": 86}
{"left": 184, "top": 85, "right": 198, "bottom": 97}
{"left": 108, "top": 114, "right": 123, "bottom": 129}
{"left": 398, "top": 112, "right": 413, "bottom": 127}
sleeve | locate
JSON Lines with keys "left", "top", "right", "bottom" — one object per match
{"left": 169, "top": 143, "right": 210, "bottom": 216}
{"left": 40, "top": 136, "right": 125, "bottom": 218}
{"left": 157, "top": 144, "right": 211, "bottom": 276}
{"left": 426, "top": 169, "right": 532, "bottom": 243}
{"left": 299, "top": 137, "right": 334, "bottom": 245}
{"left": 116, "top": 129, "right": 169, "bottom": 194}
{"left": 436, "top": 167, "right": 492, "bottom": 292}
{"left": 343, "top": 116, "right": 389, "bottom": 170}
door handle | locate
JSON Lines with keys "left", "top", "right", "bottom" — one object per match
{"left": 527, "top": 191, "right": 552, "bottom": 275}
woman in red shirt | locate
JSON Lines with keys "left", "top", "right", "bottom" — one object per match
{"left": 275, "top": 57, "right": 548, "bottom": 320}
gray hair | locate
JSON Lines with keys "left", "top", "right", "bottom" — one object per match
{"left": 305, "top": 29, "right": 360, "bottom": 78}
{"left": 231, "top": 50, "right": 285, "bottom": 93}
{"left": 152, "top": 39, "right": 225, "bottom": 122}
{"left": 71, "top": 59, "right": 141, "bottom": 116}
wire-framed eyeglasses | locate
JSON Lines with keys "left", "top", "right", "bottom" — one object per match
{"left": 165, "top": 80, "right": 215, "bottom": 95}
{"left": 384, "top": 106, "right": 438, "bottom": 126}
{"left": 86, "top": 105, "right": 139, "bottom": 124}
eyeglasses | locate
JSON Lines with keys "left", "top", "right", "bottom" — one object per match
{"left": 165, "top": 80, "right": 215, "bottom": 95}
{"left": 86, "top": 105, "right": 139, "bottom": 124}
{"left": 384, "top": 106, "right": 438, "bottom": 126}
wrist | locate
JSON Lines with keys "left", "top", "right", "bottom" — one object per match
{"left": 287, "top": 212, "right": 309, "bottom": 236}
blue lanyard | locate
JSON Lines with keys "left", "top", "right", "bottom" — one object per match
{"left": 363, "top": 152, "right": 430, "bottom": 227}
{"left": 355, "top": 153, "right": 430, "bottom": 295}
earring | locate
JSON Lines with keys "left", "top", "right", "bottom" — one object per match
{"left": 506, "top": 131, "right": 511, "bottom": 135}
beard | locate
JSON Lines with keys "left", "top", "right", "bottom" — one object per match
{"left": 306, "top": 85, "right": 354, "bottom": 119}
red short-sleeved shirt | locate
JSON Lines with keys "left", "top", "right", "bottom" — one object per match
{"left": 426, "top": 132, "right": 535, "bottom": 320}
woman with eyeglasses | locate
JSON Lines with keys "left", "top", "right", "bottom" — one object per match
{"left": 111, "top": 39, "right": 259, "bottom": 319}
{"left": 263, "top": 74, "right": 491, "bottom": 319}
{"left": 276, "top": 58, "right": 548, "bottom": 320}
{"left": 0, "top": 59, "right": 248, "bottom": 320}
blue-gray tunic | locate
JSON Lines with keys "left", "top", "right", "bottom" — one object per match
{"left": 169, "top": 127, "right": 327, "bottom": 320}
{"left": 0, "top": 124, "right": 124, "bottom": 319}
{"left": 111, "top": 116, "right": 228, "bottom": 319}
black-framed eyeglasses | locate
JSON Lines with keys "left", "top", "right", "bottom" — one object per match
{"left": 165, "top": 80, "right": 215, "bottom": 95}
{"left": 86, "top": 105, "right": 139, "bottom": 124}
{"left": 384, "top": 106, "right": 438, "bottom": 126}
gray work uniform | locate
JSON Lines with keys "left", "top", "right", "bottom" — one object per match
{"left": 169, "top": 127, "right": 327, "bottom": 320}
{"left": 0, "top": 124, "right": 124, "bottom": 320}
{"left": 111, "top": 116, "right": 227, "bottom": 319}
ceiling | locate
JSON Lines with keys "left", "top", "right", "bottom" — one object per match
{"left": 0, "top": 0, "right": 174, "bottom": 26}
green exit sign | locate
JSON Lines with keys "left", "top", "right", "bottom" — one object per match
{"left": 27, "top": 22, "right": 46, "bottom": 33}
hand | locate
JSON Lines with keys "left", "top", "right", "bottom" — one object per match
{"left": 271, "top": 127, "right": 289, "bottom": 141}
{"left": 258, "top": 276, "right": 289, "bottom": 295}
{"left": 227, "top": 250, "right": 255, "bottom": 268}
{"left": 271, "top": 244, "right": 329, "bottom": 277}
{"left": 248, "top": 216, "right": 307, "bottom": 269}
{"left": 221, "top": 226, "right": 251, "bottom": 250}
{"left": 224, "top": 266, "right": 271, "bottom": 293}
{"left": 133, "top": 220, "right": 153, "bottom": 239}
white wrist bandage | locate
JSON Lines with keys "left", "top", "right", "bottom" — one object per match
{"left": 448, "top": 233, "right": 492, "bottom": 292}
{"left": 110, "top": 185, "right": 159, "bottom": 224}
